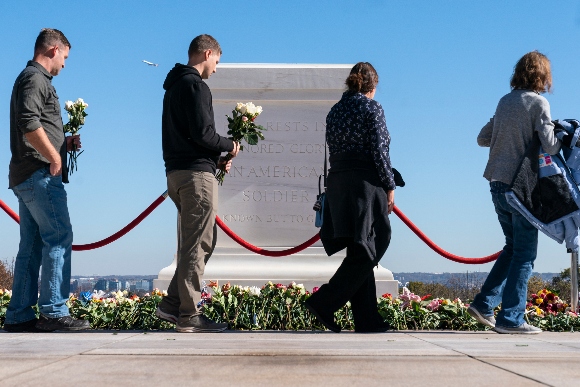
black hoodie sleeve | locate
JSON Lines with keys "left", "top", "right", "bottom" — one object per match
{"left": 186, "top": 82, "right": 234, "bottom": 153}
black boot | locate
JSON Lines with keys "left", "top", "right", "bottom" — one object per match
{"left": 355, "top": 320, "right": 392, "bottom": 333}
{"left": 2, "top": 318, "right": 42, "bottom": 332}
{"left": 35, "top": 315, "right": 90, "bottom": 331}
{"left": 305, "top": 295, "right": 341, "bottom": 333}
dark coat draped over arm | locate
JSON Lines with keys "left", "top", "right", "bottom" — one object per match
{"left": 320, "top": 153, "right": 391, "bottom": 264}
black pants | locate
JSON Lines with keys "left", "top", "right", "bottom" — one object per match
{"left": 307, "top": 242, "right": 383, "bottom": 330}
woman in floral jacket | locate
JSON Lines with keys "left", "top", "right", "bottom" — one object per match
{"left": 305, "top": 62, "right": 396, "bottom": 333}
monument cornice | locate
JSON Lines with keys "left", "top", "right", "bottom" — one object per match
{"left": 207, "top": 63, "right": 353, "bottom": 92}
{"left": 216, "top": 63, "right": 354, "bottom": 69}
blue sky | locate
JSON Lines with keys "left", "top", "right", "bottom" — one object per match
{"left": 1, "top": 1, "right": 580, "bottom": 276}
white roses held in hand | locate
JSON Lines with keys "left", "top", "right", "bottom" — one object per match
{"left": 63, "top": 98, "right": 88, "bottom": 176}
{"left": 216, "top": 102, "right": 266, "bottom": 185}
{"left": 235, "top": 102, "right": 263, "bottom": 116}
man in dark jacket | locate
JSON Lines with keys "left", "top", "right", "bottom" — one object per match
{"left": 156, "top": 34, "right": 239, "bottom": 333}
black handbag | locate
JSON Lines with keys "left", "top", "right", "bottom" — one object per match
{"left": 313, "top": 141, "right": 327, "bottom": 228}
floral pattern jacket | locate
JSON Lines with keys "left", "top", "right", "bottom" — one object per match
{"left": 326, "top": 92, "right": 395, "bottom": 190}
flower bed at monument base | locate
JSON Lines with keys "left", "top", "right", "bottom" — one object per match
{"left": 0, "top": 284, "right": 578, "bottom": 332}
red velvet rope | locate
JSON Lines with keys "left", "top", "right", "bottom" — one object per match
{"left": 215, "top": 216, "right": 321, "bottom": 256}
{"left": 392, "top": 206, "right": 501, "bottom": 264}
{"left": 0, "top": 197, "right": 19, "bottom": 223}
{"left": 71, "top": 192, "right": 169, "bottom": 251}
{"left": 0, "top": 192, "right": 168, "bottom": 251}
{"left": 1, "top": 193, "right": 500, "bottom": 263}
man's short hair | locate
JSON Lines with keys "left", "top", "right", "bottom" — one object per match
{"left": 188, "top": 34, "right": 222, "bottom": 57}
{"left": 34, "top": 28, "right": 71, "bottom": 53}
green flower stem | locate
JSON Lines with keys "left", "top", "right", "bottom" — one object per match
{"left": 215, "top": 153, "right": 234, "bottom": 185}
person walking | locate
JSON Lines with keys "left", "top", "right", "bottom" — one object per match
{"left": 4, "top": 28, "right": 89, "bottom": 332}
{"left": 305, "top": 62, "right": 396, "bottom": 333}
{"left": 468, "top": 51, "right": 561, "bottom": 334}
{"left": 156, "top": 34, "right": 239, "bottom": 333}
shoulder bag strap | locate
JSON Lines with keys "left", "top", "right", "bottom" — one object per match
{"left": 319, "top": 139, "right": 328, "bottom": 194}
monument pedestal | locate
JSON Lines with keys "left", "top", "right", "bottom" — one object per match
{"left": 153, "top": 247, "right": 398, "bottom": 297}
{"left": 155, "top": 64, "right": 399, "bottom": 299}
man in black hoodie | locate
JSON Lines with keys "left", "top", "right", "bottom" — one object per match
{"left": 156, "top": 34, "right": 239, "bottom": 333}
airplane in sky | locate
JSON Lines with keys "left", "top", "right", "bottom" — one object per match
{"left": 142, "top": 60, "right": 159, "bottom": 67}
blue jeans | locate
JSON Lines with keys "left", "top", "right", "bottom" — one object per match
{"left": 6, "top": 167, "right": 73, "bottom": 323}
{"left": 471, "top": 181, "right": 538, "bottom": 327}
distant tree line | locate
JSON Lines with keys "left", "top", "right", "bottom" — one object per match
{"left": 0, "top": 259, "right": 13, "bottom": 290}
{"left": 408, "top": 269, "right": 580, "bottom": 303}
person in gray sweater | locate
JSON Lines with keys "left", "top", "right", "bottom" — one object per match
{"left": 468, "top": 51, "right": 560, "bottom": 334}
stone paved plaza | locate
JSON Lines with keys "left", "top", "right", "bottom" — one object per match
{"left": 1, "top": 330, "right": 579, "bottom": 386}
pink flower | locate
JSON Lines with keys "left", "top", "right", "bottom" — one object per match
{"left": 426, "top": 299, "right": 440, "bottom": 312}
{"left": 399, "top": 288, "right": 421, "bottom": 309}
{"left": 242, "top": 116, "right": 248, "bottom": 122}
{"left": 312, "top": 287, "right": 319, "bottom": 293}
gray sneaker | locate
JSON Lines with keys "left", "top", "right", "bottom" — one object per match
{"left": 467, "top": 305, "right": 496, "bottom": 327}
{"left": 176, "top": 314, "right": 228, "bottom": 333}
{"left": 494, "top": 322, "right": 542, "bottom": 334}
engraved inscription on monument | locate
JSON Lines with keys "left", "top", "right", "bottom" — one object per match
{"left": 207, "top": 66, "right": 348, "bottom": 248}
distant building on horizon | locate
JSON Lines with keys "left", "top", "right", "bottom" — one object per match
{"left": 71, "top": 278, "right": 96, "bottom": 293}
{"left": 95, "top": 278, "right": 108, "bottom": 292}
{"left": 108, "top": 280, "right": 120, "bottom": 292}
{"left": 135, "top": 280, "right": 150, "bottom": 292}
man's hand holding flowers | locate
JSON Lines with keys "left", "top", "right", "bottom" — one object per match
{"left": 66, "top": 135, "right": 81, "bottom": 152}
{"left": 218, "top": 141, "right": 239, "bottom": 173}
{"left": 230, "top": 140, "right": 240, "bottom": 157}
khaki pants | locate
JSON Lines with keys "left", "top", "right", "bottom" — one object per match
{"left": 163, "top": 170, "right": 217, "bottom": 321}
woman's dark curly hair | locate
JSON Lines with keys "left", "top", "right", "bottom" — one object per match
{"left": 510, "top": 51, "right": 552, "bottom": 93}
{"left": 346, "top": 62, "right": 378, "bottom": 94}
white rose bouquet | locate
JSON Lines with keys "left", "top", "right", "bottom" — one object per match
{"left": 216, "top": 102, "right": 266, "bottom": 185}
{"left": 63, "top": 98, "right": 88, "bottom": 175}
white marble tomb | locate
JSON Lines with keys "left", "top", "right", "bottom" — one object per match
{"left": 154, "top": 64, "right": 399, "bottom": 297}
